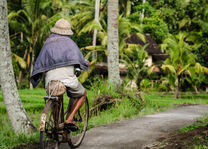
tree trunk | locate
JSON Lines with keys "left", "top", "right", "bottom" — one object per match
{"left": 18, "top": 48, "right": 28, "bottom": 88}
{"left": 0, "top": 0, "right": 36, "bottom": 134}
{"left": 29, "top": 36, "right": 37, "bottom": 90}
{"left": 140, "top": 0, "right": 146, "bottom": 26}
{"left": 193, "top": 85, "right": 199, "bottom": 94}
{"left": 107, "top": 0, "right": 121, "bottom": 88}
{"left": 126, "top": 0, "right": 131, "bottom": 17}
{"left": 92, "top": 0, "right": 100, "bottom": 60}
{"left": 29, "top": 49, "right": 35, "bottom": 89}
{"left": 176, "top": 76, "right": 181, "bottom": 99}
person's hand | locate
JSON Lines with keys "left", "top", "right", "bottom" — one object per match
{"left": 87, "top": 61, "right": 91, "bottom": 66}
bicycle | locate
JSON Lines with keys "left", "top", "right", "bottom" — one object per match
{"left": 39, "top": 81, "right": 89, "bottom": 149}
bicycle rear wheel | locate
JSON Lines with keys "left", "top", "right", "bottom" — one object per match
{"left": 68, "top": 97, "right": 89, "bottom": 148}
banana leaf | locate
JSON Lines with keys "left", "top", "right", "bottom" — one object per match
{"left": 79, "top": 59, "right": 97, "bottom": 83}
{"left": 12, "top": 53, "right": 26, "bottom": 69}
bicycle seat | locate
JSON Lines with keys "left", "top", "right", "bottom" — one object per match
{"left": 46, "top": 80, "right": 66, "bottom": 96}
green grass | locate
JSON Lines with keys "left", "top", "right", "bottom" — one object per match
{"left": 179, "top": 115, "right": 208, "bottom": 148}
{"left": 141, "top": 92, "right": 208, "bottom": 115}
{"left": 179, "top": 115, "right": 208, "bottom": 133}
{"left": 0, "top": 89, "right": 208, "bottom": 148}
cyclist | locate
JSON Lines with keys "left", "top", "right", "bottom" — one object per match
{"left": 30, "top": 18, "right": 90, "bottom": 131}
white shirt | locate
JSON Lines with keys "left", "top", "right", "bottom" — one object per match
{"left": 45, "top": 66, "right": 79, "bottom": 88}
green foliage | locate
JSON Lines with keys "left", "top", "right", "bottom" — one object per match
{"left": 179, "top": 115, "right": 208, "bottom": 133}
{"left": 79, "top": 59, "right": 97, "bottom": 84}
{"left": 140, "top": 79, "right": 152, "bottom": 90}
{"left": 12, "top": 53, "right": 27, "bottom": 69}
{"left": 7, "top": 0, "right": 208, "bottom": 91}
{"left": 160, "top": 33, "right": 196, "bottom": 92}
{"left": 142, "top": 17, "right": 169, "bottom": 43}
{"left": 89, "top": 77, "right": 120, "bottom": 97}
{"left": 129, "top": 1, "right": 169, "bottom": 43}
{"left": 71, "top": 32, "right": 91, "bottom": 49}
{"left": 122, "top": 44, "right": 148, "bottom": 90}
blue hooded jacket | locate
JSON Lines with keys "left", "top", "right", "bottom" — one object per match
{"left": 30, "top": 33, "right": 89, "bottom": 87}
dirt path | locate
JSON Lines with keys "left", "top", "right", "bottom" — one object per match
{"left": 58, "top": 104, "right": 208, "bottom": 149}
{"left": 15, "top": 105, "right": 208, "bottom": 149}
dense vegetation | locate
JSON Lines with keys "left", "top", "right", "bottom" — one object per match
{"left": 2, "top": 1, "right": 208, "bottom": 148}
{"left": 7, "top": 0, "right": 208, "bottom": 96}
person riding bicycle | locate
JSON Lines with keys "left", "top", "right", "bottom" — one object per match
{"left": 30, "top": 18, "right": 90, "bottom": 131}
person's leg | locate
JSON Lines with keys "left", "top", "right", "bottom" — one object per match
{"left": 65, "top": 91, "right": 86, "bottom": 123}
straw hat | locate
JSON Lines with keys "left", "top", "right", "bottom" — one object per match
{"left": 51, "top": 18, "right": 73, "bottom": 35}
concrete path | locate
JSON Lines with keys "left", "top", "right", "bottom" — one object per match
{"left": 61, "top": 105, "right": 208, "bottom": 149}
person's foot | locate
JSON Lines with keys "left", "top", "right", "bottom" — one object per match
{"left": 64, "top": 122, "right": 78, "bottom": 132}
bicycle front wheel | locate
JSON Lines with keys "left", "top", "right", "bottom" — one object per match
{"left": 40, "top": 100, "right": 61, "bottom": 149}
{"left": 68, "top": 97, "right": 89, "bottom": 148}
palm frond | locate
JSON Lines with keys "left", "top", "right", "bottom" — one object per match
{"left": 12, "top": 53, "right": 27, "bottom": 69}
{"left": 177, "top": 64, "right": 191, "bottom": 75}
{"left": 83, "top": 45, "right": 106, "bottom": 51}
{"left": 78, "top": 19, "right": 103, "bottom": 35}
{"left": 79, "top": 59, "right": 97, "bottom": 83}
{"left": 195, "top": 63, "right": 208, "bottom": 74}
{"left": 162, "top": 65, "right": 176, "bottom": 74}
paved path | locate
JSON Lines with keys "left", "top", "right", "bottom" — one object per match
{"left": 60, "top": 105, "right": 208, "bottom": 149}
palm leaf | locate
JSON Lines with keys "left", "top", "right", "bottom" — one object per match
{"left": 12, "top": 53, "right": 27, "bottom": 69}
{"left": 79, "top": 59, "right": 97, "bottom": 83}
{"left": 161, "top": 65, "right": 176, "bottom": 74}
{"left": 177, "top": 64, "right": 191, "bottom": 75}
{"left": 195, "top": 63, "right": 208, "bottom": 74}
{"left": 147, "top": 66, "right": 155, "bottom": 75}
{"left": 179, "top": 18, "right": 191, "bottom": 29}
{"left": 78, "top": 19, "right": 103, "bottom": 35}
{"left": 136, "top": 33, "right": 146, "bottom": 43}
{"left": 83, "top": 45, "right": 106, "bottom": 51}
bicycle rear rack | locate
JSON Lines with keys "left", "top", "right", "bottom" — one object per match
{"left": 44, "top": 96, "right": 59, "bottom": 100}
{"left": 44, "top": 96, "right": 59, "bottom": 103}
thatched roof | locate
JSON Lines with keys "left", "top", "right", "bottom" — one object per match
{"left": 125, "top": 34, "right": 168, "bottom": 61}
{"left": 94, "top": 62, "right": 128, "bottom": 77}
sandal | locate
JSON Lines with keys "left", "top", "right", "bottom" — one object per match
{"left": 64, "top": 122, "right": 78, "bottom": 132}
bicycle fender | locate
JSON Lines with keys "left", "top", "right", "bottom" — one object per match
{"left": 40, "top": 100, "right": 52, "bottom": 131}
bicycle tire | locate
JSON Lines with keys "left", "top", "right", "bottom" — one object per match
{"left": 68, "top": 96, "right": 89, "bottom": 148}
{"left": 40, "top": 99, "right": 61, "bottom": 149}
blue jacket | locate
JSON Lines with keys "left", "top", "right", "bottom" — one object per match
{"left": 30, "top": 33, "right": 89, "bottom": 87}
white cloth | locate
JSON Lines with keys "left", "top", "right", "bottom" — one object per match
{"left": 45, "top": 66, "right": 79, "bottom": 88}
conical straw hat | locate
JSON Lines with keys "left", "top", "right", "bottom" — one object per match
{"left": 51, "top": 18, "right": 73, "bottom": 35}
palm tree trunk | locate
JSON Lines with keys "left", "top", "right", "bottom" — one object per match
{"left": 92, "top": 0, "right": 100, "bottom": 60}
{"left": 29, "top": 49, "right": 35, "bottom": 89}
{"left": 141, "top": 0, "right": 146, "bottom": 26}
{"left": 18, "top": 48, "right": 28, "bottom": 88}
{"left": 176, "top": 76, "right": 181, "bottom": 99}
{"left": 0, "top": 0, "right": 36, "bottom": 134}
{"left": 107, "top": 0, "right": 121, "bottom": 87}
{"left": 193, "top": 85, "right": 199, "bottom": 94}
{"left": 126, "top": 0, "right": 131, "bottom": 17}
{"left": 30, "top": 36, "right": 37, "bottom": 90}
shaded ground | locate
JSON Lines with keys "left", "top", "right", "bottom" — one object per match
{"left": 12, "top": 142, "right": 39, "bottom": 149}
{"left": 148, "top": 125, "right": 208, "bottom": 149}
{"left": 12, "top": 104, "right": 208, "bottom": 149}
